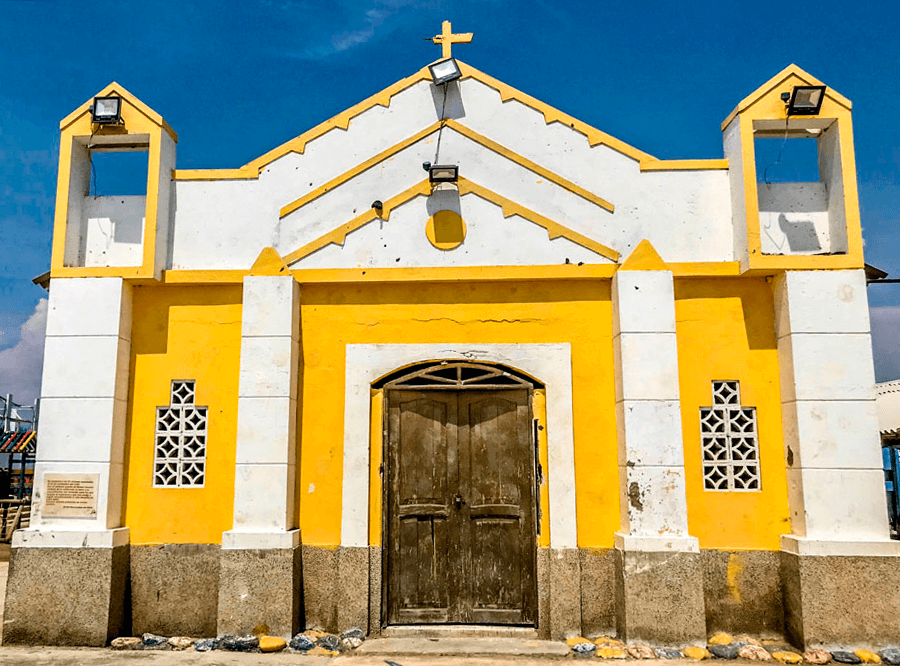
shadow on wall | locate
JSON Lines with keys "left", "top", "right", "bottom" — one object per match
{"left": 430, "top": 80, "right": 466, "bottom": 120}
{"left": 777, "top": 213, "right": 821, "bottom": 252}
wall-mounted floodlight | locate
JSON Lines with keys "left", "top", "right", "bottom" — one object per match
{"left": 429, "top": 58, "right": 462, "bottom": 85}
{"left": 91, "top": 96, "right": 123, "bottom": 124}
{"left": 429, "top": 164, "right": 458, "bottom": 183}
{"left": 786, "top": 86, "right": 826, "bottom": 116}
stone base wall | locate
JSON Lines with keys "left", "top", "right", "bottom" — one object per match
{"left": 580, "top": 548, "right": 617, "bottom": 638}
{"left": 301, "top": 544, "right": 338, "bottom": 632}
{"left": 3, "top": 545, "right": 129, "bottom": 646}
{"left": 217, "top": 546, "right": 303, "bottom": 638}
{"left": 130, "top": 543, "right": 220, "bottom": 637}
{"left": 701, "top": 550, "right": 784, "bottom": 637}
{"left": 615, "top": 548, "right": 706, "bottom": 646}
{"left": 782, "top": 552, "right": 900, "bottom": 649}
{"left": 9, "top": 542, "right": 900, "bottom": 647}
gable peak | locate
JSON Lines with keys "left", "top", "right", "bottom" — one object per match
{"left": 620, "top": 240, "right": 666, "bottom": 271}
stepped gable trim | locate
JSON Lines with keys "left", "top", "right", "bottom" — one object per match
{"left": 278, "top": 119, "right": 615, "bottom": 219}
{"left": 721, "top": 63, "right": 852, "bottom": 130}
{"left": 174, "top": 67, "right": 433, "bottom": 181}
{"left": 174, "top": 62, "right": 728, "bottom": 182}
{"left": 280, "top": 177, "right": 619, "bottom": 266}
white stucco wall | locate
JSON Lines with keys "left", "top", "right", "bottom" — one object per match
{"left": 877, "top": 380, "right": 900, "bottom": 435}
{"left": 82, "top": 196, "right": 146, "bottom": 267}
{"left": 169, "top": 72, "right": 735, "bottom": 271}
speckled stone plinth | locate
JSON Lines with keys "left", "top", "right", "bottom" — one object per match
{"left": 131, "top": 543, "right": 220, "bottom": 637}
{"left": 301, "top": 544, "right": 338, "bottom": 632}
{"left": 782, "top": 552, "right": 900, "bottom": 649}
{"left": 615, "top": 548, "right": 706, "bottom": 646}
{"left": 3, "top": 545, "right": 128, "bottom": 646}
{"left": 216, "top": 546, "right": 302, "bottom": 637}
{"left": 580, "top": 548, "right": 617, "bottom": 638}
{"left": 549, "top": 547, "right": 581, "bottom": 640}
{"left": 337, "top": 546, "right": 369, "bottom": 633}
{"left": 702, "top": 549, "right": 784, "bottom": 637}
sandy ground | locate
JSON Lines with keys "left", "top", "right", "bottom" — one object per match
{"left": 0, "top": 651, "right": 699, "bottom": 665}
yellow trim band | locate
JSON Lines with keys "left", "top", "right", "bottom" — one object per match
{"left": 278, "top": 119, "right": 616, "bottom": 219}
{"left": 456, "top": 178, "right": 619, "bottom": 262}
{"left": 280, "top": 177, "right": 619, "bottom": 266}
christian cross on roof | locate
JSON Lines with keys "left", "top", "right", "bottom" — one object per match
{"left": 429, "top": 20, "right": 473, "bottom": 59}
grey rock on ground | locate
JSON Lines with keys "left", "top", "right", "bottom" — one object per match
{"left": 219, "top": 635, "right": 260, "bottom": 652}
{"left": 290, "top": 634, "right": 316, "bottom": 651}
{"left": 709, "top": 644, "right": 740, "bottom": 659}
{"left": 831, "top": 652, "right": 862, "bottom": 664}
{"left": 193, "top": 638, "right": 218, "bottom": 651}
{"left": 654, "top": 648, "right": 683, "bottom": 659}
{"left": 881, "top": 649, "right": 900, "bottom": 666}
{"left": 317, "top": 634, "right": 342, "bottom": 651}
{"left": 342, "top": 627, "right": 366, "bottom": 650}
{"left": 141, "top": 633, "right": 168, "bottom": 648}
{"left": 571, "top": 643, "right": 596, "bottom": 654}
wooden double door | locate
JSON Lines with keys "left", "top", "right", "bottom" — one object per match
{"left": 385, "top": 389, "right": 537, "bottom": 625}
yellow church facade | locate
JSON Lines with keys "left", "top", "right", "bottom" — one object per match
{"left": 6, "top": 27, "right": 898, "bottom": 649}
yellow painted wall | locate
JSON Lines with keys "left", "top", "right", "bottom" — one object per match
{"left": 675, "top": 277, "right": 790, "bottom": 550}
{"left": 123, "top": 285, "right": 242, "bottom": 544}
{"left": 298, "top": 280, "right": 618, "bottom": 548}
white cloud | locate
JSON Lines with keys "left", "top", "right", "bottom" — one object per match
{"left": 871, "top": 305, "right": 900, "bottom": 383}
{"left": 0, "top": 299, "right": 47, "bottom": 405}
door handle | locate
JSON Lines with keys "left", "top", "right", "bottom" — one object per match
{"left": 454, "top": 493, "right": 465, "bottom": 509}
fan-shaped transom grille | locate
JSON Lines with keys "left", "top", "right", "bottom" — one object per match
{"left": 381, "top": 361, "right": 537, "bottom": 390}
{"left": 700, "top": 380, "right": 760, "bottom": 492}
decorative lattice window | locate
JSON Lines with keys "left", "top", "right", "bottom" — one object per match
{"left": 153, "top": 380, "right": 207, "bottom": 487}
{"left": 700, "top": 380, "right": 760, "bottom": 491}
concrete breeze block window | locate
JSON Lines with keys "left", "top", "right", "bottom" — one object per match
{"left": 153, "top": 380, "right": 207, "bottom": 487}
{"left": 700, "top": 380, "right": 761, "bottom": 491}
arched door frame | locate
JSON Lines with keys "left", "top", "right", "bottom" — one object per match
{"left": 340, "top": 343, "right": 577, "bottom": 549}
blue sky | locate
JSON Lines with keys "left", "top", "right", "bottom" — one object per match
{"left": 1, "top": 0, "right": 899, "bottom": 402}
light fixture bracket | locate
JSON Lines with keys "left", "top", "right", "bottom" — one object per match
{"left": 428, "top": 164, "right": 459, "bottom": 184}
{"left": 428, "top": 58, "right": 462, "bottom": 85}
{"left": 786, "top": 85, "right": 826, "bottom": 116}
{"left": 91, "top": 95, "right": 123, "bottom": 125}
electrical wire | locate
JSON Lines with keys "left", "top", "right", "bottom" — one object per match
{"left": 89, "top": 126, "right": 99, "bottom": 197}
{"left": 433, "top": 84, "right": 448, "bottom": 164}
{"left": 762, "top": 116, "right": 790, "bottom": 188}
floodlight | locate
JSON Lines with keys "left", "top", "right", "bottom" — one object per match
{"left": 428, "top": 164, "right": 458, "bottom": 183}
{"left": 91, "top": 96, "right": 122, "bottom": 124}
{"left": 429, "top": 58, "right": 462, "bottom": 85}
{"left": 786, "top": 86, "right": 826, "bottom": 116}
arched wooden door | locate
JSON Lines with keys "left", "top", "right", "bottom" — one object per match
{"left": 382, "top": 362, "right": 538, "bottom": 626}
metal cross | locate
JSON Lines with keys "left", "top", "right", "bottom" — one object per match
{"left": 429, "top": 20, "right": 473, "bottom": 59}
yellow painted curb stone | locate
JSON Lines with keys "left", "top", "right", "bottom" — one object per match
{"left": 568, "top": 636, "right": 591, "bottom": 646}
{"left": 259, "top": 636, "right": 287, "bottom": 653}
{"left": 856, "top": 650, "right": 881, "bottom": 664}
{"left": 683, "top": 646, "right": 712, "bottom": 660}
{"left": 595, "top": 637, "right": 625, "bottom": 647}
{"left": 309, "top": 646, "right": 339, "bottom": 656}
{"left": 708, "top": 633, "right": 734, "bottom": 646}
{"left": 772, "top": 651, "right": 803, "bottom": 664}
{"left": 596, "top": 647, "right": 628, "bottom": 659}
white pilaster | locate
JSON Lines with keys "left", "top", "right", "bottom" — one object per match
{"left": 224, "top": 275, "right": 300, "bottom": 549}
{"left": 776, "top": 269, "right": 895, "bottom": 550}
{"left": 613, "top": 269, "right": 697, "bottom": 551}
{"left": 24, "top": 277, "right": 131, "bottom": 544}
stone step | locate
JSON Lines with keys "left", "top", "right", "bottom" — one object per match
{"left": 352, "top": 637, "right": 568, "bottom": 657}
